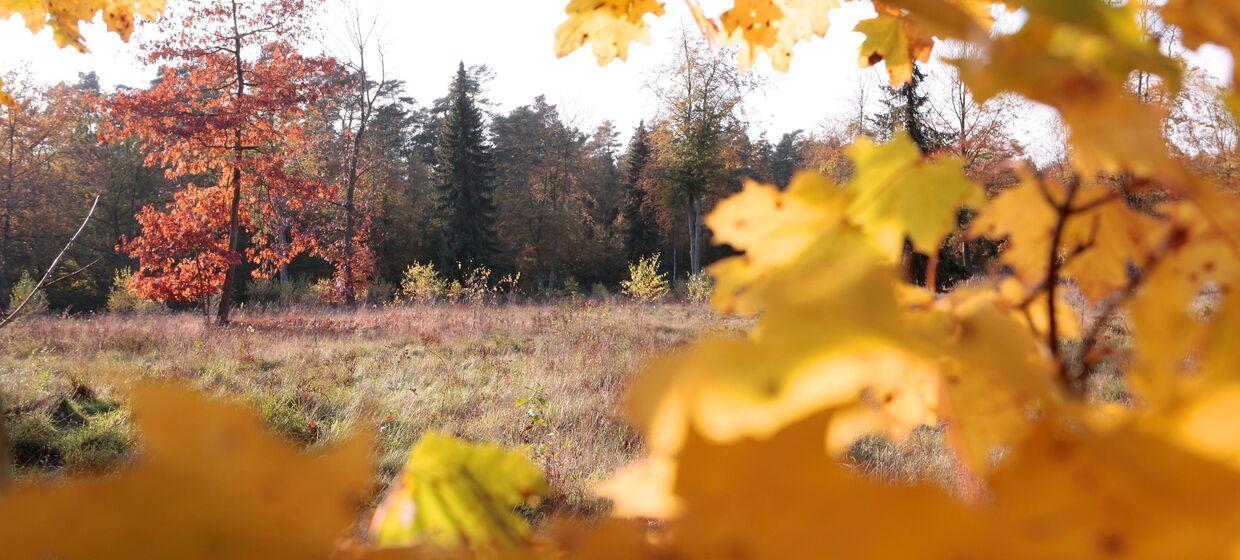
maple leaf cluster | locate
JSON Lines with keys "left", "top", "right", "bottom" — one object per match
{"left": 0, "top": 0, "right": 1238, "bottom": 558}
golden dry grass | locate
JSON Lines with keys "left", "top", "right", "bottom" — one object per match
{"left": 0, "top": 302, "right": 738, "bottom": 515}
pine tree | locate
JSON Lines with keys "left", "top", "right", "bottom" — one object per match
{"left": 430, "top": 62, "right": 499, "bottom": 271}
{"left": 746, "top": 133, "right": 776, "bottom": 185}
{"left": 770, "top": 130, "right": 804, "bottom": 188}
{"left": 622, "top": 122, "right": 661, "bottom": 262}
{"left": 869, "top": 63, "right": 954, "bottom": 155}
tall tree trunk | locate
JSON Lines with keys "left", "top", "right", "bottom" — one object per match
{"left": 217, "top": 161, "right": 242, "bottom": 325}
{"left": 342, "top": 114, "right": 367, "bottom": 306}
{"left": 671, "top": 227, "right": 679, "bottom": 285}
{"left": 217, "top": 3, "right": 246, "bottom": 326}
{"left": 1, "top": 114, "right": 16, "bottom": 296}
{"left": 689, "top": 194, "right": 702, "bottom": 276}
{"left": 278, "top": 226, "right": 290, "bottom": 285}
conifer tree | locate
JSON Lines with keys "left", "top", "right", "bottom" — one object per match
{"left": 770, "top": 130, "right": 804, "bottom": 188}
{"left": 622, "top": 122, "right": 661, "bottom": 262}
{"left": 870, "top": 63, "right": 953, "bottom": 155}
{"left": 430, "top": 62, "right": 499, "bottom": 270}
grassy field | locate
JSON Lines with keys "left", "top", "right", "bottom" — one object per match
{"left": 0, "top": 302, "right": 740, "bottom": 515}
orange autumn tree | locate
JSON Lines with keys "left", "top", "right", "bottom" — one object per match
{"left": 104, "top": 0, "right": 336, "bottom": 324}
{"left": 120, "top": 185, "right": 237, "bottom": 311}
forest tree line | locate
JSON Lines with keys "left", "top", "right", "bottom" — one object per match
{"left": 0, "top": 1, "right": 1235, "bottom": 320}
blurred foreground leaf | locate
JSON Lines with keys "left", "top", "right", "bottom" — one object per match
{"left": 369, "top": 433, "right": 547, "bottom": 549}
{"left": 0, "top": 384, "right": 373, "bottom": 560}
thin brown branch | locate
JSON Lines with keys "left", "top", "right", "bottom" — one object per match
{"left": 1045, "top": 178, "right": 1081, "bottom": 380}
{"left": 0, "top": 195, "right": 99, "bottom": 329}
{"left": 42, "top": 257, "right": 102, "bottom": 290}
{"left": 1073, "top": 226, "right": 1186, "bottom": 386}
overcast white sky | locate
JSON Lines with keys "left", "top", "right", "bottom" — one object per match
{"left": 0, "top": 1, "right": 886, "bottom": 137}
{"left": 1, "top": 0, "right": 1233, "bottom": 149}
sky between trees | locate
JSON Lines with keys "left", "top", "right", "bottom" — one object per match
{"left": 7, "top": 0, "right": 1228, "bottom": 155}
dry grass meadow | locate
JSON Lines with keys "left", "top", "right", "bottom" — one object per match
{"left": 0, "top": 298, "right": 996, "bottom": 516}
{"left": 0, "top": 302, "right": 750, "bottom": 515}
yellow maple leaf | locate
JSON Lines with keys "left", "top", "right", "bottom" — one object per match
{"left": 0, "top": 0, "right": 164, "bottom": 105}
{"left": 878, "top": 0, "right": 994, "bottom": 41}
{"left": 368, "top": 433, "right": 546, "bottom": 549}
{"left": 1128, "top": 203, "right": 1239, "bottom": 407}
{"left": 592, "top": 455, "right": 682, "bottom": 520}
{"left": 1161, "top": 383, "right": 1240, "bottom": 471}
{"left": 971, "top": 173, "right": 1160, "bottom": 302}
{"left": 854, "top": 7, "right": 934, "bottom": 86}
{"left": 720, "top": 0, "right": 783, "bottom": 51}
{"left": 705, "top": 171, "right": 852, "bottom": 315}
{"left": 671, "top": 412, "right": 984, "bottom": 558}
{"left": 844, "top": 132, "right": 985, "bottom": 260}
{"left": 969, "top": 173, "right": 1059, "bottom": 286}
{"left": 996, "top": 277, "right": 1081, "bottom": 339}
{"left": 0, "top": 78, "right": 13, "bottom": 107}
{"left": 0, "top": 0, "right": 165, "bottom": 51}
{"left": 978, "top": 423, "right": 1240, "bottom": 558}
{"left": 1061, "top": 196, "right": 1163, "bottom": 301}
{"left": 554, "top": 0, "right": 666, "bottom": 65}
{"left": 955, "top": 2, "right": 1184, "bottom": 181}
{"left": 0, "top": 384, "right": 373, "bottom": 560}
{"left": 929, "top": 289, "right": 1059, "bottom": 473}
{"left": 721, "top": 0, "right": 837, "bottom": 71}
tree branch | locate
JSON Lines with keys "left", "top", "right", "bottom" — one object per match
{"left": 0, "top": 195, "right": 99, "bottom": 329}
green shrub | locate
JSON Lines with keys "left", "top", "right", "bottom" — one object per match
{"left": 621, "top": 255, "right": 670, "bottom": 303}
{"left": 6, "top": 271, "right": 48, "bottom": 319}
{"left": 248, "top": 277, "right": 280, "bottom": 304}
{"left": 60, "top": 411, "right": 133, "bottom": 473}
{"left": 251, "top": 277, "right": 320, "bottom": 308}
{"left": 107, "top": 269, "right": 165, "bottom": 315}
{"left": 686, "top": 272, "right": 713, "bottom": 305}
{"left": 260, "top": 396, "right": 319, "bottom": 446}
{"left": 399, "top": 262, "right": 446, "bottom": 303}
{"left": 590, "top": 282, "right": 611, "bottom": 299}
{"left": 284, "top": 279, "right": 322, "bottom": 307}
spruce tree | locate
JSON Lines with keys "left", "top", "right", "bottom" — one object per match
{"left": 870, "top": 63, "right": 954, "bottom": 155}
{"left": 622, "top": 122, "right": 661, "bottom": 262}
{"left": 770, "top": 130, "right": 804, "bottom": 188}
{"left": 430, "top": 62, "right": 499, "bottom": 270}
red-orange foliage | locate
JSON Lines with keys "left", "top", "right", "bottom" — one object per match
{"left": 103, "top": 0, "right": 336, "bottom": 322}
{"left": 120, "top": 185, "right": 238, "bottom": 304}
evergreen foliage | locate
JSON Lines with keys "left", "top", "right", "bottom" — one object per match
{"left": 622, "top": 122, "right": 661, "bottom": 263}
{"left": 430, "top": 63, "right": 500, "bottom": 271}
{"left": 770, "top": 130, "right": 804, "bottom": 188}
{"left": 870, "top": 63, "right": 954, "bottom": 155}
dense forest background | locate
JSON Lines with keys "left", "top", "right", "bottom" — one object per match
{"left": 0, "top": 14, "right": 1235, "bottom": 314}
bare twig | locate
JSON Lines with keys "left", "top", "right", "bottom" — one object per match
{"left": 1072, "top": 226, "right": 1186, "bottom": 386}
{"left": 42, "top": 257, "right": 102, "bottom": 290}
{"left": 0, "top": 195, "right": 99, "bottom": 329}
{"left": 1041, "top": 177, "right": 1080, "bottom": 373}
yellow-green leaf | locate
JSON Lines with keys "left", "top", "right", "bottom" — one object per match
{"left": 369, "top": 434, "right": 547, "bottom": 549}
{"left": 845, "top": 132, "right": 985, "bottom": 260}
{"left": 855, "top": 8, "right": 933, "bottom": 86}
